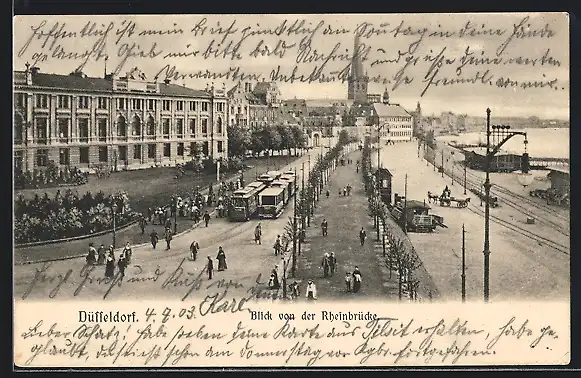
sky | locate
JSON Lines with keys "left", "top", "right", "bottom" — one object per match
{"left": 13, "top": 13, "right": 570, "bottom": 120}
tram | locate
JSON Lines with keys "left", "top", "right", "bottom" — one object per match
{"left": 228, "top": 181, "right": 266, "bottom": 221}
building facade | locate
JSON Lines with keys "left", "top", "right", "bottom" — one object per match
{"left": 371, "top": 90, "right": 414, "bottom": 142}
{"left": 13, "top": 65, "right": 228, "bottom": 173}
{"left": 227, "top": 80, "right": 281, "bottom": 129}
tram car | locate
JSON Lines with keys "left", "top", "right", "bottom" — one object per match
{"left": 279, "top": 171, "right": 297, "bottom": 198}
{"left": 257, "top": 170, "right": 283, "bottom": 186}
{"left": 258, "top": 186, "right": 286, "bottom": 219}
{"left": 228, "top": 181, "right": 266, "bottom": 221}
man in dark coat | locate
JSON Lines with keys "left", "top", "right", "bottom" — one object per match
{"left": 164, "top": 228, "right": 173, "bottom": 250}
{"left": 139, "top": 216, "right": 147, "bottom": 235}
{"left": 321, "top": 219, "right": 328, "bottom": 237}
{"left": 206, "top": 256, "right": 214, "bottom": 280}
{"left": 359, "top": 227, "right": 366, "bottom": 246}
{"left": 150, "top": 230, "right": 159, "bottom": 249}
{"left": 203, "top": 211, "right": 211, "bottom": 227}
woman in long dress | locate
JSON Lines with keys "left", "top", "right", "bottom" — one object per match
{"left": 270, "top": 266, "right": 280, "bottom": 289}
{"left": 105, "top": 253, "right": 116, "bottom": 278}
{"left": 306, "top": 280, "right": 317, "bottom": 300}
{"left": 352, "top": 266, "right": 362, "bottom": 293}
{"left": 216, "top": 247, "right": 227, "bottom": 271}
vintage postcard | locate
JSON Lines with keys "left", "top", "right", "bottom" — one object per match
{"left": 13, "top": 13, "right": 570, "bottom": 368}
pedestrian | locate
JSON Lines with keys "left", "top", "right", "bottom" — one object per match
{"left": 356, "top": 165, "right": 359, "bottom": 173}
{"left": 321, "top": 253, "right": 330, "bottom": 278}
{"left": 105, "top": 252, "right": 115, "bottom": 279}
{"left": 326, "top": 189, "right": 330, "bottom": 198}
{"left": 359, "top": 227, "right": 366, "bottom": 246}
{"left": 139, "top": 216, "right": 147, "bottom": 235}
{"left": 338, "top": 188, "right": 342, "bottom": 197}
{"left": 86, "top": 243, "right": 97, "bottom": 265}
{"left": 347, "top": 185, "right": 352, "bottom": 196}
{"left": 117, "top": 252, "right": 127, "bottom": 279}
{"left": 165, "top": 217, "right": 172, "bottom": 231}
{"left": 150, "top": 230, "right": 159, "bottom": 249}
{"left": 306, "top": 280, "right": 317, "bottom": 300}
{"left": 343, "top": 187, "right": 347, "bottom": 196}
{"left": 97, "top": 244, "right": 106, "bottom": 265}
{"left": 329, "top": 252, "right": 337, "bottom": 276}
{"left": 321, "top": 218, "right": 328, "bottom": 236}
{"left": 190, "top": 240, "right": 199, "bottom": 261}
{"left": 147, "top": 207, "right": 153, "bottom": 223}
{"left": 273, "top": 235, "right": 282, "bottom": 256}
{"left": 123, "top": 242, "right": 132, "bottom": 264}
{"left": 206, "top": 256, "right": 214, "bottom": 280}
{"left": 352, "top": 266, "right": 363, "bottom": 293}
{"left": 164, "top": 228, "right": 173, "bottom": 250}
{"left": 269, "top": 266, "right": 280, "bottom": 289}
{"left": 203, "top": 211, "right": 211, "bottom": 227}
{"left": 216, "top": 246, "right": 227, "bottom": 271}
{"left": 254, "top": 223, "right": 262, "bottom": 244}
{"left": 345, "top": 272, "right": 352, "bottom": 292}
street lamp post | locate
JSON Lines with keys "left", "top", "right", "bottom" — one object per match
{"left": 292, "top": 167, "right": 298, "bottom": 277}
{"left": 482, "top": 108, "right": 528, "bottom": 302}
{"left": 111, "top": 203, "right": 118, "bottom": 249}
{"left": 441, "top": 151, "right": 444, "bottom": 178}
{"left": 462, "top": 224, "right": 466, "bottom": 302}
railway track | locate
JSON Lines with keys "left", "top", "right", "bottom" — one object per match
{"left": 446, "top": 161, "right": 570, "bottom": 236}
{"left": 465, "top": 202, "right": 570, "bottom": 256}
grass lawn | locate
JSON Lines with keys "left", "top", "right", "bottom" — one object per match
{"left": 14, "top": 154, "right": 299, "bottom": 264}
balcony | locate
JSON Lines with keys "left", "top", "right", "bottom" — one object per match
{"left": 79, "top": 136, "right": 90, "bottom": 143}
{"left": 59, "top": 136, "right": 70, "bottom": 144}
{"left": 36, "top": 138, "right": 48, "bottom": 145}
{"left": 98, "top": 135, "right": 107, "bottom": 142}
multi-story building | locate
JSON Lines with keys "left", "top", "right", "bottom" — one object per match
{"left": 371, "top": 90, "right": 414, "bottom": 142}
{"left": 227, "top": 80, "right": 281, "bottom": 129}
{"left": 367, "top": 93, "right": 382, "bottom": 104}
{"left": 13, "top": 65, "right": 228, "bottom": 172}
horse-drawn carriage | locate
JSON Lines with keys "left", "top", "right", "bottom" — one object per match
{"left": 427, "top": 191, "right": 471, "bottom": 208}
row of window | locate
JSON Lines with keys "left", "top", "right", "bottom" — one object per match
{"left": 15, "top": 141, "right": 224, "bottom": 168}
{"left": 14, "top": 115, "right": 223, "bottom": 144}
{"left": 16, "top": 93, "right": 225, "bottom": 113}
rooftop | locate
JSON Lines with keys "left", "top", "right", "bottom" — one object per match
{"left": 14, "top": 70, "right": 211, "bottom": 98}
{"left": 373, "top": 103, "right": 412, "bottom": 118}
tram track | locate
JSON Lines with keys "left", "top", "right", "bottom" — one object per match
{"left": 465, "top": 201, "right": 570, "bottom": 256}
{"left": 445, "top": 161, "right": 570, "bottom": 236}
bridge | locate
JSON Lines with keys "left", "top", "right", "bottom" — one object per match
{"left": 530, "top": 157, "right": 569, "bottom": 169}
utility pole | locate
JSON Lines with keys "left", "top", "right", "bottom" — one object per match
{"left": 292, "top": 167, "right": 297, "bottom": 278}
{"left": 463, "top": 162, "right": 467, "bottom": 195}
{"left": 483, "top": 109, "right": 492, "bottom": 302}
{"left": 451, "top": 152, "right": 454, "bottom": 186}
{"left": 462, "top": 224, "right": 466, "bottom": 302}
{"left": 441, "top": 151, "right": 444, "bottom": 178}
{"left": 403, "top": 174, "right": 408, "bottom": 234}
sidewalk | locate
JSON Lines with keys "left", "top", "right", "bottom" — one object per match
{"left": 294, "top": 151, "right": 399, "bottom": 300}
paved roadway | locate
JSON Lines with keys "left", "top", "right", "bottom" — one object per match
{"left": 374, "top": 141, "right": 569, "bottom": 302}
{"left": 14, "top": 141, "right": 351, "bottom": 302}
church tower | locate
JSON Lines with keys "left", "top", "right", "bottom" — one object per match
{"left": 347, "top": 34, "right": 369, "bottom": 103}
{"left": 382, "top": 88, "right": 390, "bottom": 105}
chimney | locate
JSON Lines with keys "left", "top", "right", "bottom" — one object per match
{"left": 164, "top": 79, "right": 171, "bottom": 84}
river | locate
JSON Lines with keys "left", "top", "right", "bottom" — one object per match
{"left": 436, "top": 128, "right": 570, "bottom": 159}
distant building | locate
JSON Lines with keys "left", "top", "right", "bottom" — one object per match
{"left": 227, "top": 80, "right": 281, "bottom": 129}
{"left": 371, "top": 90, "right": 413, "bottom": 142}
{"left": 367, "top": 93, "right": 382, "bottom": 103}
{"left": 547, "top": 167, "right": 570, "bottom": 197}
{"left": 13, "top": 65, "right": 228, "bottom": 172}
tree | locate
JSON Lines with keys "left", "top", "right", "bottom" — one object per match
{"left": 227, "top": 124, "right": 251, "bottom": 157}
{"left": 249, "top": 128, "right": 266, "bottom": 157}
{"left": 276, "top": 124, "right": 295, "bottom": 155}
{"left": 290, "top": 125, "right": 307, "bottom": 155}
{"left": 187, "top": 142, "right": 204, "bottom": 173}
{"left": 338, "top": 129, "right": 350, "bottom": 146}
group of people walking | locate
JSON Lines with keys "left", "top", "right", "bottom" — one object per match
{"left": 85, "top": 241, "right": 133, "bottom": 280}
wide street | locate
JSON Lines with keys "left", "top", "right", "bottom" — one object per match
{"left": 14, "top": 143, "right": 340, "bottom": 302}
{"left": 375, "top": 141, "right": 570, "bottom": 302}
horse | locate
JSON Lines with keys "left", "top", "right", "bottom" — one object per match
{"left": 427, "top": 191, "right": 440, "bottom": 203}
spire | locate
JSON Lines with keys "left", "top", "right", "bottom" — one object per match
{"left": 351, "top": 34, "right": 364, "bottom": 78}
